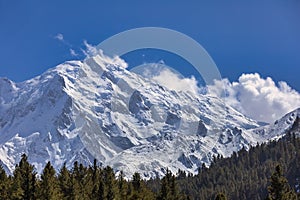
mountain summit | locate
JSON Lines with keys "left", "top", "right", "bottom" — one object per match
{"left": 0, "top": 53, "right": 298, "bottom": 178}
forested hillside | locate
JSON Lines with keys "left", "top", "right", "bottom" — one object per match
{"left": 173, "top": 132, "right": 300, "bottom": 199}
{"left": 0, "top": 119, "right": 299, "bottom": 200}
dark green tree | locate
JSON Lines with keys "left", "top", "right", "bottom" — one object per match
{"left": 89, "top": 159, "right": 105, "bottom": 200}
{"left": 129, "top": 172, "right": 154, "bottom": 200}
{"left": 117, "top": 171, "right": 128, "bottom": 200}
{"left": 129, "top": 172, "right": 142, "bottom": 199}
{"left": 58, "top": 163, "right": 72, "bottom": 199}
{"left": 69, "top": 161, "right": 81, "bottom": 199}
{"left": 98, "top": 175, "right": 105, "bottom": 200}
{"left": 72, "top": 162, "right": 91, "bottom": 198}
{"left": 266, "top": 165, "right": 297, "bottom": 200}
{"left": 0, "top": 163, "right": 9, "bottom": 199}
{"left": 38, "top": 161, "right": 61, "bottom": 199}
{"left": 157, "top": 169, "right": 180, "bottom": 200}
{"left": 13, "top": 154, "right": 37, "bottom": 200}
{"left": 132, "top": 172, "right": 141, "bottom": 191}
{"left": 215, "top": 192, "right": 227, "bottom": 200}
{"left": 103, "top": 166, "right": 116, "bottom": 200}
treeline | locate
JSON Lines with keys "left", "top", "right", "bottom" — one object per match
{"left": 0, "top": 155, "right": 154, "bottom": 200}
{"left": 169, "top": 132, "right": 300, "bottom": 199}
{"left": 0, "top": 153, "right": 187, "bottom": 200}
{"left": 0, "top": 133, "right": 300, "bottom": 199}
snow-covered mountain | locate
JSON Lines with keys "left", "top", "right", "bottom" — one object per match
{"left": 0, "top": 53, "right": 298, "bottom": 178}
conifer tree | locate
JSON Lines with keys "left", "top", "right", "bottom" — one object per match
{"left": 215, "top": 192, "right": 227, "bottom": 200}
{"left": 266, "top": 165, "right": 297, "bottom": 200}
{"left": 98, "top": 175, "right": 105, "bottom": 200}
{"left": 132, "top": 172, "right": 141, "bottom": 191}
{"left": 10, "top": 169, "right": 23, "bottom": 199}
{"left": 130, "top": 172, "right": 142, "bottom": 199}
{"left": 0, "top": 163, "right": 9, "bottom": 199}
{"left": 129, "top": 172, "right": 155, "bottom": 200}
{"left": 103, "top": 166, "right": 116, "bottom": 200}
{"left": 157, "top": 169, "right": 180, "bottom": 200}
{"left": 170, "top": 175, "right": 180, "bottom": 200}
{"left": 117, "top": 171, "right": 128, "bottom": 200}
{"left": 90, "top": 159, "right": 102, "bottom": 200}
{"left": 157, "top": 170, "right": 171, "bottom": 200}
{"left": 69, "top": 161, "right": 81, "bottom": 199}
{"left": 58, "top": 163, "right": 72, "bottom": 199}
{"left": 38, "top": 161, "right": 61, "bottom": 199}
{"left": 73, "top": 162, "right": 91, "bottom": 198}
{"left": 13, "top": 154, "right": 37, "bottom": 200}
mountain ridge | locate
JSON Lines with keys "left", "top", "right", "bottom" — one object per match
{"left": 0, "top": 53, "right": 298, "bottom": 178}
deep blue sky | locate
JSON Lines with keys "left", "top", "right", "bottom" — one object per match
{"left": 0, "top": 0, "right": 299, "bottom": 90}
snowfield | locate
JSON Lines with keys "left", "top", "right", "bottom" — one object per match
{"left": 0, "top": 53, "right": 299, "bottom": 178}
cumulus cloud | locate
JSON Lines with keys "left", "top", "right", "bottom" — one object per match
{"left": 151, "top": 68, "right": 199, "bottom": 95}
{"left": 207, "top": 73, "right": 300, "bottom": 123}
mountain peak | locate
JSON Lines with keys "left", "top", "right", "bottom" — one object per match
{"left": 0, "top": 54, "right": 295, "bottom": 178}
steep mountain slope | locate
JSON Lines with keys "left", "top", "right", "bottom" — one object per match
{"left": 0, "top": 53, "right": 297, "bottom": 178}
{"left": 253, "top": 108, "right": 300, "bottom": 140}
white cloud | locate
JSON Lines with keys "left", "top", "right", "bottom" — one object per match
{"left": 54, "top": 33, "right": 79, "bottom": 57}
{"left": 82, "top": 40, "right": 98, "bottom": 57}
{"left": 82, "top": 41, "right": 128, "bottom": 69}
{"left": 207, "top": 73, "right": 300, "bottom": 123}
{"left": 70, "top": 49, "right": 78, "bottom": 57}
{"left": 54, "top": 33, "right": 64, "bottom": 41}
{"left": 151, "top": 68, "right": 199, "bottom": 95}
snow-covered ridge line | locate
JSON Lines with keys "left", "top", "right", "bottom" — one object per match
{"left": 0, "top": 54, "right": 298, "bottom": 178}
